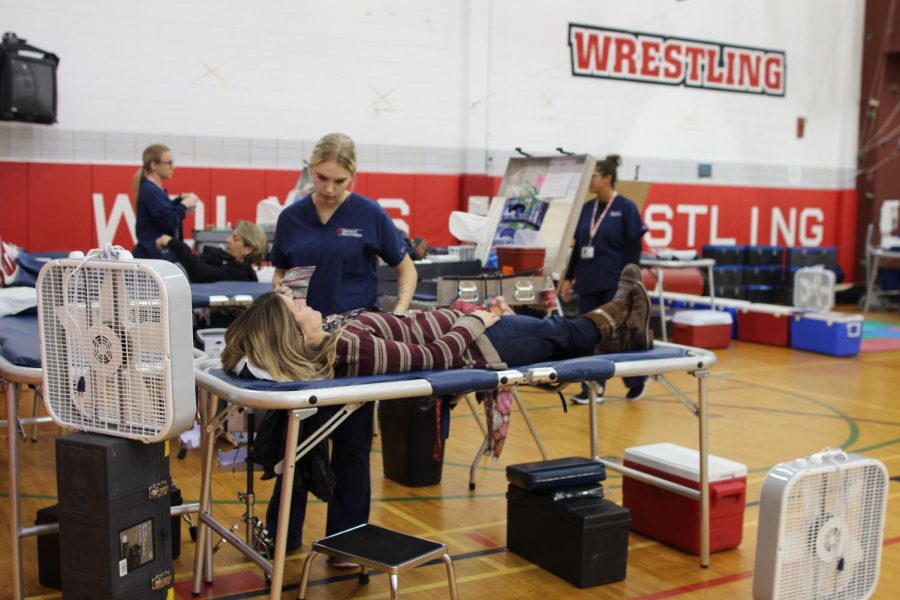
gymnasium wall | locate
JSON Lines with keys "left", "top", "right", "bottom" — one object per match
{"left": 0, "top": 0, "right": 864, "bottom": 276}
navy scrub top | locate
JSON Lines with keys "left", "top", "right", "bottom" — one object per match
{"left": 270, "top": 192, "right": 408, "bottom": 315}
{"left": 133, "top": 179, "right": 187, "bottom": 260}
{"left": 567, "top": 193, "right": 646, "bottom": 294}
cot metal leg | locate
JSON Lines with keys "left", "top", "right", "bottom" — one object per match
{"left": 512, "top": 388, "right": 548, "bottom": 460}
{"left": 469, "top": 436, "right": 490, "bottom": 491}
{"left": 297, "top": 550, "right": 319, "bottom": 600}
{"left": 6, "top": 379, "right": 25, "bottom": 600}
{"left": 30, "top": 388, "right": 39, "bottom": 441}
{"left": 588, "top": 381, "right": 600, "bottom": 461}
{"left": 269, "top": 408, "right": 304, "bottom": 600}
{"left": 696, "top": 370, "right": 711, "bottom": 568}
{"left": 467, "top": 392, "right": 489, "bottom": 491}
{"left": 442, "top": 554, "right": 460, "bottom": 600}
{"left": 192, "top": 389, "right": 218, "bottom": 593}
{"left": 465, "top": 393, "right": 487, "bottom": 436}
{"left": 390, "top": 573, "right": 400, "bottom": 600}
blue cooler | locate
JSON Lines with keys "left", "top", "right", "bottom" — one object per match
{"left": 790, "top": 312, "right": 863, "bottom": 357}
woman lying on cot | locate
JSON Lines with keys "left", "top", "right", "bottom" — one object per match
{"left": 221, "top": 264, "right": 652, "bottom": 381}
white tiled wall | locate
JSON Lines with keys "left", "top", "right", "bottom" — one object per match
{"left": 0, "top": 0, "right": 863, "bottom": 188}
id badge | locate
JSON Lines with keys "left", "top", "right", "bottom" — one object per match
{"left": 581, "top": 246, "right": 595, "bottom": 259}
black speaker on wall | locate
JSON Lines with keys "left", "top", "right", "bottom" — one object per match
{"left": 0, "top": 31, "right": 59, "bottom": 124}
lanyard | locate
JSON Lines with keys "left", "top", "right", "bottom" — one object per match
{"left": 588, "top": 192, "right": 617, "bottom": 244}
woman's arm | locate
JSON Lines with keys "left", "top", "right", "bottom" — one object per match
{"left": 142, "top": 187, "right": 187, "bottom": 233}
{"left": 272, "top": 268, "right": 287, "bottom": 292}
{"left": 391, "top": 255, "right": 418, "bottom": 313}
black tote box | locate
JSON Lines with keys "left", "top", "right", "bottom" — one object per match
{"left": 56, "top": 432, "right": 174, "bottom": 599}
{"left": 507, "top": 484, "right": 630, "bottom": 588}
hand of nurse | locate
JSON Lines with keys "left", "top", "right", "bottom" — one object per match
{"left": 155, "top": 234, "right": 172, "bottom": 250}
{"left": 559, "top": 279, "right": 574, "bottom": 303}
{"left": 471, "top": 309, "right": 500, "bottom": 328}
{"left": 180, "top": 193, "right": 199, "bottom": 210}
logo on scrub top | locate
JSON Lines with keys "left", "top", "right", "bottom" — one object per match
{"left": 336, "top": 228, "right": 363, "bottom": 238}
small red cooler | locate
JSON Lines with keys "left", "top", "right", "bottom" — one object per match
{"left": 737, "top": 303, "right": 795, "bottom": 346}
{"left": 622, "top": 442, "right": 747, "bottom": 555}
{"left": 496, "top": 246, "right": 545, "bottom": 275}
{"left": 672, "top": 310, "right": 732, "bottom": 349}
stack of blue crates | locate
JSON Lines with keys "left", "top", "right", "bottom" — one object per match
{"left": 702, "top": 245, "right": 785, "bottom": 301}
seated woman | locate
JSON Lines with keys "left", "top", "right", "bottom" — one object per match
{"left": 221, "top": 265, "right": 652, "bottom": 381}
{"left": 155, "top": 220, "right": 267, "bottom": 283}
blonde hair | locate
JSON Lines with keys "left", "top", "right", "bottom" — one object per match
{"left": 133, "top": 144, "right": 171, "bottom": 207}
{"left": 309, "top": 133, "right": 357, "bottom": 175}
{"left": 221, "top": 292, "right": 338, "bottom": 382}
{"left": 234, "top": 220, "right": 268, "bottom": 264}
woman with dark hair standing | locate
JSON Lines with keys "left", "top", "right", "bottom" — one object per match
{"left": 559, "top": 154, "right": 648, "bottom": 403}
{"left": 266, "top": 132, "right": 418, "bottom": 564}
{"left": 132, "top": 144, "right": 199, "bottom": 260}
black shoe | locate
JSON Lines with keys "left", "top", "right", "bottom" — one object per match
{"left": 625, "top": 381, "right": 648, "bottom": 401}
{"left": 571, "top": 383, "right": 604, "bottom": 404}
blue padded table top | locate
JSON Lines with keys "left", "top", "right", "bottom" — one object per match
{"left": 190, "top": 281, "right": 271, "bottom": 308}
{"left": 0, "top": 315, "right": 40, "bottom": 368}
{"left": 526, "top": 346, "right": 689, "bottom": 382}
{"left": 215, "top": 366, "right": 506, "bottom": 397}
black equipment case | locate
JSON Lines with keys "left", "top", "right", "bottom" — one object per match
{"left": 56, "top": 432, "right": 174, "bottom": 599}
{"left": 507, "top": 484, "right": 631, "bottom": 588}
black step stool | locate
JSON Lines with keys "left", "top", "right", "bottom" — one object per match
{"left": 297, "top": 523, "right": 459, "bottom": 599}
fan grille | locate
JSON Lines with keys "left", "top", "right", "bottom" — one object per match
{"left": 40, "top": 263, "right": 171, "bottom": 439}
{"left": 777, "top": 462, "right": 887, "bottom": 599}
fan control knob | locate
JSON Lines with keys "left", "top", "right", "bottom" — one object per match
{"left": 68, "top": 250, "right": 85, "bottom": 259}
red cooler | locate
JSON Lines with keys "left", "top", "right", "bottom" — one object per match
{"left": 622, "top": 443, "right": 747, "bottom": 555}
{"left": 672, "top": 309, "right": 732, "bottom": 349}
{"left": 737, "top": 303, "right": 795, "bottom": 346}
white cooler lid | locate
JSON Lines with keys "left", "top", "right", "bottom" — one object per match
{"left": 624, "top": 442, "right": 747, "bottom": 482}
{"left": 793, "top": 311, "right": 864, "bottom": 324}
{"left": 739, "top": 302, "right": 796, "bottom": 317}
{"left": 673, "top": 309, "right": 733, "bottom": 326}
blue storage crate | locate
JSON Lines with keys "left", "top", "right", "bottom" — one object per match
{"left": 790, "top": 312, "right": 863, "bottom": 357}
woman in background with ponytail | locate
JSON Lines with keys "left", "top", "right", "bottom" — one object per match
{"left": 559, "top": 154, "right": 648, "bottom": 403}
{"left": 132, "top": 144, "right": 199, "bottom": 260}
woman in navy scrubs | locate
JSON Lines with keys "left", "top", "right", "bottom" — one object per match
{"left": 560, "top": 154, "right": 648, "bottom": 403}
{"left": 267, "top": 132, "right": 417, "bottom": 561}
{"left": 132, "top": 144, "right": 199, "bottom": 260}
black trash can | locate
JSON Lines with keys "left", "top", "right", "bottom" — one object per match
{"left": 170, "top": 481, "right": 183, "bottom": 560}
{"left": 35, "top": 504, "right": 61, "bottom": 590}
{"left": 378, "top": 397, "right": 445, "bottom": 487}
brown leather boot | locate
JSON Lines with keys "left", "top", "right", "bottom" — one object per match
{"left": 618, "top": 279, "right": 653, "bottom": 351}
{"left": 584, "top": 299, "right": 629, "bottom": 340}
{"left": 612, "top": 263, "right": 644, "bottom": 304}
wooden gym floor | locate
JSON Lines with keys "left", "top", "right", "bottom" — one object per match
{"left": 2, "top": 307, "right": 899, "bottom": 599}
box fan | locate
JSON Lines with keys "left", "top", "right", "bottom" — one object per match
{"left": 753, "top": 448, "right": 888, "bottom": 600}
{"left": 36, "top": 248, "right": 195, "bottom": 442}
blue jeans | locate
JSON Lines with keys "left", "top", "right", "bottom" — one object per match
{"left": 483, "top": 315, "right": 599, "bottom": 367}
{"left": 578, "top": 289, "right": 647, "bottom": 391}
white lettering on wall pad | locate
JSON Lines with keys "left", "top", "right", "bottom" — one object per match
{"left": 644, "top": 204, "right": 826, "bottom": 247}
